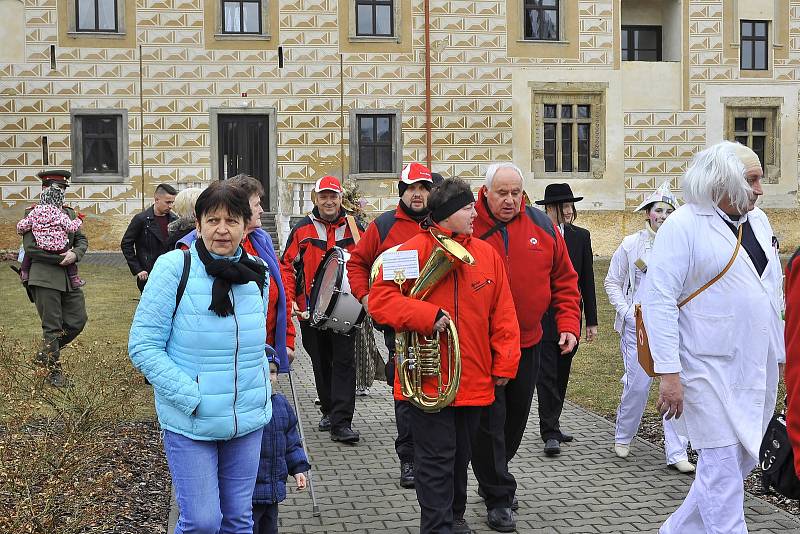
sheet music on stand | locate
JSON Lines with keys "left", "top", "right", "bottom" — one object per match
{"left": 381, "top": 250, "right": 420, "bottom": 281}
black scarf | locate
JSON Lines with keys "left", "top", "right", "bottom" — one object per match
{"left": 398, "top": 199, "right": 429, "bottom": 223}
{"left": 195, "top": 238, "right": 266, "bottom": 317}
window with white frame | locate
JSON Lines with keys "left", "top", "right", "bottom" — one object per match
{"left": 70, "top": 109, "right": 129, "bottom": 182}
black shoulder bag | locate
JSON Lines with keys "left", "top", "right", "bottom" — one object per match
{"left": 760, "top": 397, "right": 800, "bottom": 499}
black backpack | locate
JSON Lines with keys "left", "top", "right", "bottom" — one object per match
{"left": 760, "top": 407, "right": 800, "bottom": 499}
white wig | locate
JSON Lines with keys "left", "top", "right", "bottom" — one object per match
{"left": 172, "top": 187, "right": 204, "bottom": 219}
{"left": 681, "top": 141, "right": 757, "bottom": 213}
{"left": 485, "top": 162, "right": 524, "bottom": 189}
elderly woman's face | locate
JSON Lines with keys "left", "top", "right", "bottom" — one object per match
{"left": 647, "top": 202, "right": 674, "bottom": 231}
{"left": 246, "top": 194, "right": 264, "bottom": 234}
{"left": 196, "top": 207, "right": 245, "bottom": 256}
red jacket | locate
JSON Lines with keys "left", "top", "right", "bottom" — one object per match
{"left": 473, "top": 186, "right": 581, "bottom": 347}
{"left": 369, "top": 223, "right": 522, "bottom": 407}
{"left": 348, "top": 204, "right": 424, "bottom": 302}
{"left": 784, "top": 250, "right": 800, "bottom": 476}
{"left": 242, "top": 238, "right": 296, "bottom": 351}
{"left": 280, "top": 207, "right": 361, "bottom": 312}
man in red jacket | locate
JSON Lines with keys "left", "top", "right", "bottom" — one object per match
{"left": 348, "top": 162, "right": 435, "bottom": 489}
{"left": 370, "top": 178, "right": 521, "bottom": 534}
{"left": 280, "top": 175, "right": 363, "bottom": 444}
{"left": 470, "top": 163, "right": 581, "bottom": 532}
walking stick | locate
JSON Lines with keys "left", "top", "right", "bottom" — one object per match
{"left": 287, "top": 367, "right": 321, "bottom": 517}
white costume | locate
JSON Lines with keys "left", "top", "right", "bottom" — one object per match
{"left": 643, "top": 202, "right": 783, "bottom": 533}
{"left": 604, "top": 222, "right": 689, "bottom": 465}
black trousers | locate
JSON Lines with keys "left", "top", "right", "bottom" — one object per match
{"left": 252, "top": 502, "right": 279, "bottom": 534}
{"left": 410, "top": 404, "right": 481, "bottom": 534}
{"left": 384, "top": 338, "right": 415, "bottom": 463}
{"left": 537, "top": 338, "right": 578, "bottom": 441}
{"left": 471, "top": 344, "right": 541, "bottom": 509}
{"left": 299, "top": 321, "right": 356, "bottom": 431}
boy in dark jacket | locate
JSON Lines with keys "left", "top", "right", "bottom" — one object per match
{"left": 253, "top": 356, "right": 310, "bottom": 534}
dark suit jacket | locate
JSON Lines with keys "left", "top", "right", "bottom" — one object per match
{"left": 120, "top": 205, "right": 176, "bottom": 275}
{"left": 542, "top": 223, "right": 598, "bottom": 340}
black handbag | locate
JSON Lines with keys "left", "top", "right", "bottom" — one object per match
{"left": 760, "top": 409, "right": 800, "bottom": 499}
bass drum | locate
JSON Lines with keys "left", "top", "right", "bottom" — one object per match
{"left": 308, "top": 247, "right": 365, "bottom": 334}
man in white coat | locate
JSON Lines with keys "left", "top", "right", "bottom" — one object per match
{"left": 643, "top": 141, "right": 784, "bottom": 534}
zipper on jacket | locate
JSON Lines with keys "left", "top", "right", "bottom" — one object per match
{"left": 272, "top": 417, "right": 279, "bottom": 503}
{"left": 231, "top": 290, "right": 240, "bottom": 438}
{"left": 500, "top": 226, "right": 512, "bottom": 284}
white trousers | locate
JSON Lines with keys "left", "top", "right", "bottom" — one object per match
{"left": 660, "top": 443, "right": 756, "bottom": 534}
{"left": 615, "top": 317, "right": 689, "bottom": 465}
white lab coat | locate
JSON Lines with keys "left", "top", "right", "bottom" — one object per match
{"left": 642, "top": 203, "right": 784, "bottom": 461}
{"left": 605, "top": 227, "right": 652, "bottom": 333}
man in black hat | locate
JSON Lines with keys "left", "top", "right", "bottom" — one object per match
{"left": 536, "top": 183, "right": 598, "bottom": 456}
{"left": 22, "top": 170, "right": 88, "bottom": 387}
{"left": 120, "top": 183, "right": 178, "bottom": 292}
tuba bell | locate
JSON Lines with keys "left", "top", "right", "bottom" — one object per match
{"left": 393, "top": 229, "right": 474, "bottom": 413}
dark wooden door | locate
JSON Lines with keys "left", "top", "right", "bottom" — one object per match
{"left": 218, "top": 114, "right": 270, "bottom": 206}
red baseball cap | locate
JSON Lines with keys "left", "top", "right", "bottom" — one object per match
{"left": 314, "top": 175, "right": 343, "bottom": 194}
{"left": 400, "top": 162, "right": 433, "bottom": 185}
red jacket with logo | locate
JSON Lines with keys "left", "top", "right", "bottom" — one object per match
{"left": 348, "top": 204, "right": 424, "bottom": 302}
{"left": 784, "top": 249, "right": 800, "bottom": 476}
{"left": 473, "top": 186, "right": 581, "bottom": 347}
{"left": 280, "top": 208, "right": 361, "bottom": 312}
{"left": 369, "top": 223, "right": 522, "bottom": 407}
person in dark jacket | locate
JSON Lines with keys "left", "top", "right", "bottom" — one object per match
{"left": 536, "top": 183, "right": 599, "bottom": 458}
{"left": 120, "top": 183, "right": 178, "bottom": 292}
{"left": 253, "top": 356, "right": 310, "bottom": 534}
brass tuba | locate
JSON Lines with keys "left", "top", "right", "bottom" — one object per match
{"left": 394, "top": 230, "right": 475, "bottom": 412}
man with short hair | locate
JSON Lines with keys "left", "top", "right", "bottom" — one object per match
{"left": 22, "top": 169, "right": 89, "bottom": 387}
{"left": 120, "top": 183, "right": 178, "bottom": 292}
{"left": 369, "top": 177, "right": 521, "bottom": 534}
{"left": 348, "top": 162, "right": 434, "bottom": 488}
{"left": 281, "top": 175, "right": 363, "bottom": 444}
{"left": 644, "top": 141, "right": 784, "bottom": 533}
{"left": 470, "top": 163, "right": 581, "bottom": 532}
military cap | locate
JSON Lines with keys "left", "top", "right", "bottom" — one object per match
{"left": 36, "top": 169, "right": 71, "bottom": 187}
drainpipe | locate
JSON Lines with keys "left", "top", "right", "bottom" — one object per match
{"left": 424, "top": 0, "right": 432, "bottom": 169}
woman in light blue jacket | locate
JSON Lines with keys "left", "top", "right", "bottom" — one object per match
{"left": 129, "top": 181, "right": 272, "bottom": 534}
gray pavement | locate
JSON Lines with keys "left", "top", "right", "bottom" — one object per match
{"left": 167, "top": 330, "right": 800, "bottom": 533}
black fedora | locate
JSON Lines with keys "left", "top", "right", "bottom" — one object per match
{"left": 535, "top": 183, "right": 583, "bottom": 205}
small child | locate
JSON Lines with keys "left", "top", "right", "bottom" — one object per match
{"left": 16, "top": 185, "right": 85, "bottom": 288}
{"left": 253, "top": 356, "right": 310, "bottom": 534}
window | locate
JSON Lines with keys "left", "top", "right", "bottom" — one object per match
{"left": 543, "top": 104, "right": 592, "bottom": 173}
{"left": 531, "top": 84, "right": 606, "bottom": 179}
{"left": 723, "top": 99, "right": 780, "bottom": 184}
{"left": 741, "top": 20, "right": 768, "bottom": 70}
{"left": 349, "top": 109, "right": 402, "bottom": 176}
{"left": 75, "top": 0, "right": 118, "bottom": 32}
{"left": 222, "top": 0, "right": 261, "bottom": 34}
{"left": 358, "top": 115, "right": 393, "bottom": 172}
{"left": 621, "top": 26, "right": 662, "bottom": 61}
{"left": 70, "top": 109, "right": 129, "bottom": 182}
{"left": 355, "top": 0, "right": 393, "bottom": 37}
{"left": 524, "top": 0, "right": 559, "bottom": 41}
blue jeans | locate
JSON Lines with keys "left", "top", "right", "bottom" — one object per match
{"left": 163, "top": 428, "right": 264, "bottom": 534}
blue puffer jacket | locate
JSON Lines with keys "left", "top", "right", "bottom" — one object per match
{"left": 128, "top": 243, "right": 272, "bottom": 441}
{"left": 253, "top": 393, "right": 310, "bottom": 505}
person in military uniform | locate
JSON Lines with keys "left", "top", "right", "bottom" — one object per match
{"left": 22, "top": 170, "right": 89, "bottom": 387}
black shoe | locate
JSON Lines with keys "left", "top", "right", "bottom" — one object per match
{"left": 559, "top": 432, "right": 574, "bottom": 443}
{"left": 544, "top": 438, "right": 561, "bottom": 456}
{"left": 399, "top": 461, "right": 415, "bottom": 488}
{"left": 511, "top": 496, "right": 519, "bottom": 511}
{"left": 318, "top": 415, "right": 331, "bottom": 431}
{"left": 453, "top": 517, "right": 472, "bottom": 534}
{"left": 45, "top": 368, "right": 72, "bottom": 388}
{"left": 487, "top": 507, "right": 516, "bottom": 532}
{"left": 330, "top": 427, "right": 360, "bottom": 443}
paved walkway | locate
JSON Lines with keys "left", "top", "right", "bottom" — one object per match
{"left": 169, "top": 330, "right": 800, "bottom": 533}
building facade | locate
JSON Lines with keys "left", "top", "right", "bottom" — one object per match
{"left": 0, "top": 0, "right": 798, "bottom": 252}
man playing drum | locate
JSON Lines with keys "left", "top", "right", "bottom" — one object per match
{"left": 348, "top": 162, "right": 435, "bottom": 489}
{"left": 369, "top": 178, "right": 521, "bottom": 534}
{"left": 280, "top": 175, "right": 364, "bottom": 444}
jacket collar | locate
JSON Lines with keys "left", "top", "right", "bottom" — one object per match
{"left": 423, "top": 219, "right": 472, "bottom": 246}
